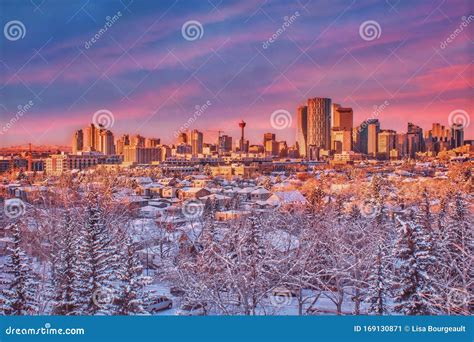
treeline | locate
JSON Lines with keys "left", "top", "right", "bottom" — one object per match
{"left": 0, "top": 177, "right": 472, "bottom": 315}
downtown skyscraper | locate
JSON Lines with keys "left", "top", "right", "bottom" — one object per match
{"left": 307, "top": 97, "right": 332, "bottom": 151}
{"left": 72, "top": 129, "right": 83, "bottom": 154}
{"left": 296, "top": 105, "right": 308, "bottom": 157}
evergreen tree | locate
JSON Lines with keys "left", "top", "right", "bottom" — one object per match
{"left": 0, "top": 222, "right": 38, "bottom": 315}
{"left": 334, "top": 195, "right": 345, "bottom": 224}
{"left": 116, "top": 235, "right": 152, "bottom": 315}
{"left": 75, "top": 192, "right": 118, "bottom": 315}
{"left": 392, "top": 218, "right": 437, "bottom": 315}
{"left": 436, "top": 193, "right": 450, "bottom": 234}
{"left": 370, "top": 174, "right": 383, "bottom": 202}
{"left": 305, "top": 184, "right": 325, "bottom": 218}
{"left": 370, "top": 175, "right": 385, "bottom": 226}
{"left": 51, "top": 212, "right": 80, "bottom": 315}
{"left": 443, "top": 192, "right": 472, "bottom": 314}
{"left": 245, "top": 214, "right": 265, "bottom": 260}
{"left": 366, "top": 245, "right": 390, "bottom": 315}
{"left": 417, "top": 189, "right": 431, "bottom": 231}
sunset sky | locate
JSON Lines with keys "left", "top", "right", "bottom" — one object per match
{"left": 0, "top": 0, "right": 472, "bottom": 147}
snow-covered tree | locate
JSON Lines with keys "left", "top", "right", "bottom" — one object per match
{"left": 116, "top": 234, "right": 152, "bottom": 315}
{"left": 441, "top": 192, "right": 472, "bottom": 315}
{"left": 366, "top": 245, "right": 391, "bottom": 315}
{"left": 51, "top": 212, "right": 80, "bottom": 315}
{"left": 345, "top": 205, "right": 374, "bottom": 315}
{"left": 75, "top": 191, "right": 119, "bottom": 315}
{"left": 0, "top": 222, "right": 38, "bottom": 315}
{"left": 304, "top": 184, "right": 325, "bottom": 217}
{"left": 392, "top": 217, "right": 437, "bottom": 315}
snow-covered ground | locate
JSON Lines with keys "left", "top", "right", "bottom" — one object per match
{"left": 145, "top": 277, "right": 383, "bottom": 316}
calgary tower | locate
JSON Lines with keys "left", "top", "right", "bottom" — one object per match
{"left": 238, "top": 120, "right": 246, "bottom": 153}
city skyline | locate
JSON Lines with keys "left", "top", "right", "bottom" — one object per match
{"left": 60, "top": 95, "right": 467, "bottom": 169}
{"left": 2, "top": 98, "right": 473, "bottom": 150}
{"left": 0, "top": 0, "right": 472, "bottom": 147}
{"left": 68, "top": 101, "right": 469, "bottom": 147}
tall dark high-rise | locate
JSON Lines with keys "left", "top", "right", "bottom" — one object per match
{"left": 296, "top": 105, "right": 308, "bottom": 157}
{"left": 331, "top": 105, "right": 353, "bottom": 153}
{"left": 396, "top": 133, "right": 408, "bottom": 157}
{"left": 307, "top": 98, "right": 331, "bottom": 151}
{"left": 332, "top": 104, "right": 353, "bottom": 130}
{"left": 357, "top": 119, "right": 379, "bottom": 155}
{"left": 218, "top": 135, "right": 232, "bottom": 154}
{"left": 407, "top": 122, "right": 424, "bottom": 158}
{"left": 190, "top": 129, "right": 203, "bottom": 156}
{"left": 450, "top": 124, "right": 464, "bottom": 148}
{"left": 377, "top": 130, "right": 396, "bottom": 159}
{"left": 367, "top": 120, "right": 380, "bottom": 157}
